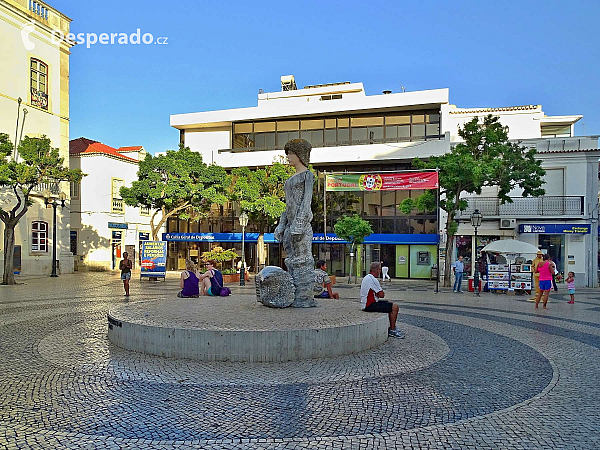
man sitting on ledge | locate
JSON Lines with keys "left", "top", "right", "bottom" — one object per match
{"left": 360, "top": 262, "right": 404, "bottom": 339}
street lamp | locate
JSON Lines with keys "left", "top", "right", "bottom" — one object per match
{"left": 43, "top": 189, "right": 66, "bottom": 278}
{"left": 239, "top": 211, "right": 249, "bottom": 286}
{"left": 470, "top": 208, "right": 483, "bottom": 297}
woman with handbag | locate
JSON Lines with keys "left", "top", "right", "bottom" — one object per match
{"left": 200, "top": 260, "right": 229, "bottom": 296}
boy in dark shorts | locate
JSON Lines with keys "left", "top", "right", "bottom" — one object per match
{"left": 313, "top": 260, "right": 339, "bottom": 299}
{"left": 360, "top": 261, "right": 404, "bottom": 338}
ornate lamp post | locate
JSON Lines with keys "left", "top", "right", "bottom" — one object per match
{"left": 43, "top": 189, "right": 66, "bottom": 278}
{"left": 239, "top": 212, "right": 249, "bottom": 286}
{"left": 470, "top": 208, "right": 483, "bottom": 297}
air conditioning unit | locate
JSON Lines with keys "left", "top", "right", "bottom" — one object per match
{"left": 499, "top": 218, "right": 517, "bottom": 229}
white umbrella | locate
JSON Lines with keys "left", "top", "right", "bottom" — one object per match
{"left": 480, "top": 239, "right": 540, "bottom": 255}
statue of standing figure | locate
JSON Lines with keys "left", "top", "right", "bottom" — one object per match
{"left": 256, "top": 139, "right": 317, "bottom": 308}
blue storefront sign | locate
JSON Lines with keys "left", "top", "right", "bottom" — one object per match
{"left": 162, "top": 232, "right": 260, "bottom": 243}
{"left": 164, "top": 232, "right": 439, "bottom": 245}
{"left": 263, "top": 233, "right": 438, "bottom": 245}
{"left": 140, "top": 241, "right": 167, "bottom": 278}
{"left": 108, "top": 222, "right": 128, "bottom": 229}
{"left": 519, "top": 224, "right": 590, "bottom": 234}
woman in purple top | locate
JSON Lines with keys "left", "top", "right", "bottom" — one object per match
{"left": 178, "top": 259, "right": 201, "bottom": 298}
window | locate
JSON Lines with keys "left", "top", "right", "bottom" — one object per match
{"left": 111, "top": 178, "right": 124, "bottom": 213}
{"left": 30, "top": 59, "right": 48, "bottom": 110}
{"left": 31, "top": 221, "right": 48, "bottom": 252}
{"left": 70, "top": 181, "right": 79, "bottom": 199}
{"left": 140, "top": 206, "right": 150, "bottom": 216}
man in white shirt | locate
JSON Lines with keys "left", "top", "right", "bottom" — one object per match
{"left": 360, "top": 261, "right": 404, "bottom": 338}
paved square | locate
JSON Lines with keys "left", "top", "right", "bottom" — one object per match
{"left": 0, "top": 273, "right": 599, "bottom": 449}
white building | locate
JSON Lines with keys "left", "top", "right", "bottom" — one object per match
{"left": 0, "top": 0, "right": 75, "bottom": 275}
{"left": 69, "top": 138, "right": 164, "bottom": 271}
{"left": 170, "top": 76, "right": 599, "bottom": 286}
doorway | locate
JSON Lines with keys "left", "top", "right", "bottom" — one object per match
{"left": 538, "top": 234, "right": 565, "bottom": 275}
{"left": 111, "top": 231, "right": 122, "bottom": 270}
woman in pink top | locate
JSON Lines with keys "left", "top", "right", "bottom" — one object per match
{"left": 535, "top": 254, "right": 555, "bottom": 309}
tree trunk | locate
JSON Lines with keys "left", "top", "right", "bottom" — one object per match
{"left": 3, "top": 223, "right": 16, "bottom": 285}
{"left": 347, "top": 242, "right": 355, "bottom": 284}
{"left": 443, "top": 234, "right": 455, "bottom": 287}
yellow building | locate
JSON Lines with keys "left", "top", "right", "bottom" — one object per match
{"left": 0, "top": 0, "right": 75, "bottom": 274}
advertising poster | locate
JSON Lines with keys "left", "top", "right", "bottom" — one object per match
{"left": 511, "top": 281, "right": 532, "bottom": 289}
{"left": 140, "top": 241, "right": 167, "bottom": 278}
{"left": 489, "top": 272, "right": 510, "bottom": 281}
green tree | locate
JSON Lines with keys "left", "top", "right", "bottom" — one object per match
{"left": 334, "top": 214, "right": 373, "bottom": 283}
{"left": 0, "top": 134, "right": 85, "bottom": 285}
{"left": 404, "top": 115, "right": 545, "bottom": 286}
{"left": 224, "top": 158, "right": 295, "bottom": 232}
{"left": 120, "top": 144, "right": 228, "bottom": 241}
{"left": 200, "top": 246, "right": 239, "bottom": 270}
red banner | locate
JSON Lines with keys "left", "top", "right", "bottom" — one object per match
{"left": 326, "top": 172, "right": 438, "bottom": 191}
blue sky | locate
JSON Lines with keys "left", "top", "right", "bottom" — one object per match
{"left": 51, "top": 0, "right": 600, "bottom": 155}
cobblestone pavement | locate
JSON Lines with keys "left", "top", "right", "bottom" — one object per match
{"left": 1, "top": 272, "right": 599, "bottom": 449}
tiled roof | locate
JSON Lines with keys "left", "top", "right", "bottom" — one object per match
{"left": 69, "top": 137, "right": 98, "bottom": 154}
{"left": 118, "top": 146, "right": 143, "bottom": 152}
{"left": 449, "top": 105, "right": 541, "bottom": 114}
{"left": 69, "top": 139, "right": 138, "bottom": 163}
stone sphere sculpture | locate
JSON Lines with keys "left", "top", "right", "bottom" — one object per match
{"left": 255, "top": 266, "right": 295, "bottom": 308}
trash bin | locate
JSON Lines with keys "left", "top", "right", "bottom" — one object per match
{"left": 430, "top": 265, "right": 438, "bottom": 280}
{"left": 468, "top": 277, "right": 482, "bottom": 292}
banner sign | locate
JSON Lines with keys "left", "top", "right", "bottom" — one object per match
{"left": 519, "top": 224, "right": 590, "bottom": 234}
{"left": 326, "top": 172, "right": 438, "bottom": 192}
{"left": 140, "top": 241, "right": 167, "bottom": 278}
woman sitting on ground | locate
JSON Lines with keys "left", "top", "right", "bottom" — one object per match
{"left": 199, "top": 260, "right": 224, "bottom": 296}
{"left": 177, "top": 259, "right": 201, "bottom": 298}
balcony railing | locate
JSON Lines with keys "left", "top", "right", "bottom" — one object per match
{"left": 220, "top": 135, "right": 445, "bottom": 154}
{"left": 31, "top": 182, "right": 60, "bottom": 196}
{"left": 29, "top": 0, "right": 49, "bottom": 20}
{"left": 457, "top": 196, "right": 584, "bottom": 218}
{"left": 112, "top": 198, "right": 124, "bottom": 214}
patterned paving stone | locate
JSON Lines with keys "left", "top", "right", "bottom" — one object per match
{"left": 0, "top": 273, "right": 599, "bottom": 448}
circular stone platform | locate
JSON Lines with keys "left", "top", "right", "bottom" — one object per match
{"left": 107, "top": 296, "right": 389, "bottom": 362}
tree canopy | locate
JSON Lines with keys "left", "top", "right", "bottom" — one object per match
{"left": 407, "top": 115, "right": 546, "bottom": 286}
{"left": 120, "top": 143, "right": 228, "bottom": 240}
{"left": 0, "top": 133, "right": 85, "bottom": 284}
{"left": 224, "top": 158, "right": 295, "bottom": 232}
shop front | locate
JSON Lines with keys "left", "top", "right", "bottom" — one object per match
{"left": 518, "top": 223, "right": 591, "bottom": 282}
{"left": 163, "top": 233, "right": 259, "bottom": 272}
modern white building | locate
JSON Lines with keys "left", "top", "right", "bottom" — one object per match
{"left": 69, "top": 138, "right": 164, "bottom": 271}
{"left": 0, "top": 0, "right": 75, "bottom": 275}
{"left": 170, "top": 76, "right": 599, "bottom": 286}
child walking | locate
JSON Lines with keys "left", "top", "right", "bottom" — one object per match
{"left": 566, "top": 272, "right": 575, "bottom": 304}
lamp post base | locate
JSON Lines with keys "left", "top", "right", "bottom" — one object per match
{"left": 239, "top": 267, "right": 245, "bottom": 286}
